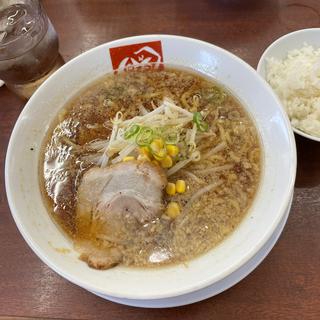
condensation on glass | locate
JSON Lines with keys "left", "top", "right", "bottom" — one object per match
{"left": 0, "top": 0, "right": 63, "bottom": 99}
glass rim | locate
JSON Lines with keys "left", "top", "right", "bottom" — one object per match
{"left": 0, "top": 0, "right": 45, "bottom": 49}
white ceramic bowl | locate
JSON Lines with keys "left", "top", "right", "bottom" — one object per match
{"left": 257, "top": 28, "right": 320, "bottom": 142}
{"left": 5, "top": 35, "right": 296, "bottom": 305}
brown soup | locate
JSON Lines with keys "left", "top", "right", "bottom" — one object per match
{"left": 41, "top": 66, "right": 261, "bottom": 269}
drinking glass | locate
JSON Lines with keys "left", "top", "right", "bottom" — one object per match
{"left": 0, "top": 0, "right": 63, "bottom": 99}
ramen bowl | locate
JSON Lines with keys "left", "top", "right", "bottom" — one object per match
{"left": 5, "top": 35, "right": 296, "bottom": 307}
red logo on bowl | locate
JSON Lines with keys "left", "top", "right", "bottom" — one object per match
{"left": 109, "top": 41, "right": 163, "bottom": 72}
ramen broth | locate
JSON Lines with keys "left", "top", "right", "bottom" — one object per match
{"left": 41, "top": 67, "right": 261, "bottom": 269}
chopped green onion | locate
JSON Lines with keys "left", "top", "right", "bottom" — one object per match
{"left": 193, "top": 112, "right": 201, "bottom": 124}
{"left": 136, "top": 127, "right": 154, "bottom": 146}
{"left": 198, "top": 122, "right": 208, "bottom": 132}
{"left": 153, "top": 127, "right": 163, "bottom": 138}
{"left": 124, "top": 124, "right": 140, "bottom": 140}
{"left": 193, "top": 112, "right": 209, "bottom": 132}
{"left": 164, "top": 130, "right": 180, "bottom": 144}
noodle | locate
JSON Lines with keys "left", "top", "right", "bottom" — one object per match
{"left": 229, "top": 198, "right": 241, "bottom": 215}
{"left": 184, "top": 181, "right": 223, "bottom": 213}
{"left": 203, "top": 141, "right": 227, "bottom": 158}
{"left": 181, "top": 170, "right": 205, "bottom": 184}
{"left": 195, "top": 164, "right": 233, "bottom": 175}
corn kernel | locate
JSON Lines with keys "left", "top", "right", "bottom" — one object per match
{"left": 137, "top": 154, "right": 150, "bottom": 161}
{"left": 123, "top": 156, "right": 135, "bottom": 162}
{"left": 165, "top": 202, "right": 181, "bottom": 219}
{"left": 153, "top": 149, "right": 167, "bottom": 161}
{"left": 153, "top": 138, "right": 165, "bottom": 148}
{"left": 150, "top": 138, "right": 164, "bottom": 153}
{"left": 160, "top": 155, "right": 173, "bottom": 168}
{"left": 166, "top": 144, "right": 179, "bottom": 157}
{"left": 166, "top": 182, "right": 176, "bottom": 195}
{"left": 176, "top": 180, "right": 186, "bottom": 193}
{"left": 139, "top": 146, "right": 150, "bottom": 156}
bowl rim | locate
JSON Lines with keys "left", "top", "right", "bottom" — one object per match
{"left": 5, "top": 34, "right": 297, "bottom": 300}
{"left": 257, "top": 27, "right": 320, "bottom": 142}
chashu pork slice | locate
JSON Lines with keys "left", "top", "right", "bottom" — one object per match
{"left": 75, "top": 160, "right": 167, "bottom": 269}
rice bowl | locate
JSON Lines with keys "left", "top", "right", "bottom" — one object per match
{"left": 257, "top": 28, "right": 320, "bottom": 142}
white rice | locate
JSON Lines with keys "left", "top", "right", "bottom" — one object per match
{"left": 266, "top": 44, "right": 320, "bottom": 137}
